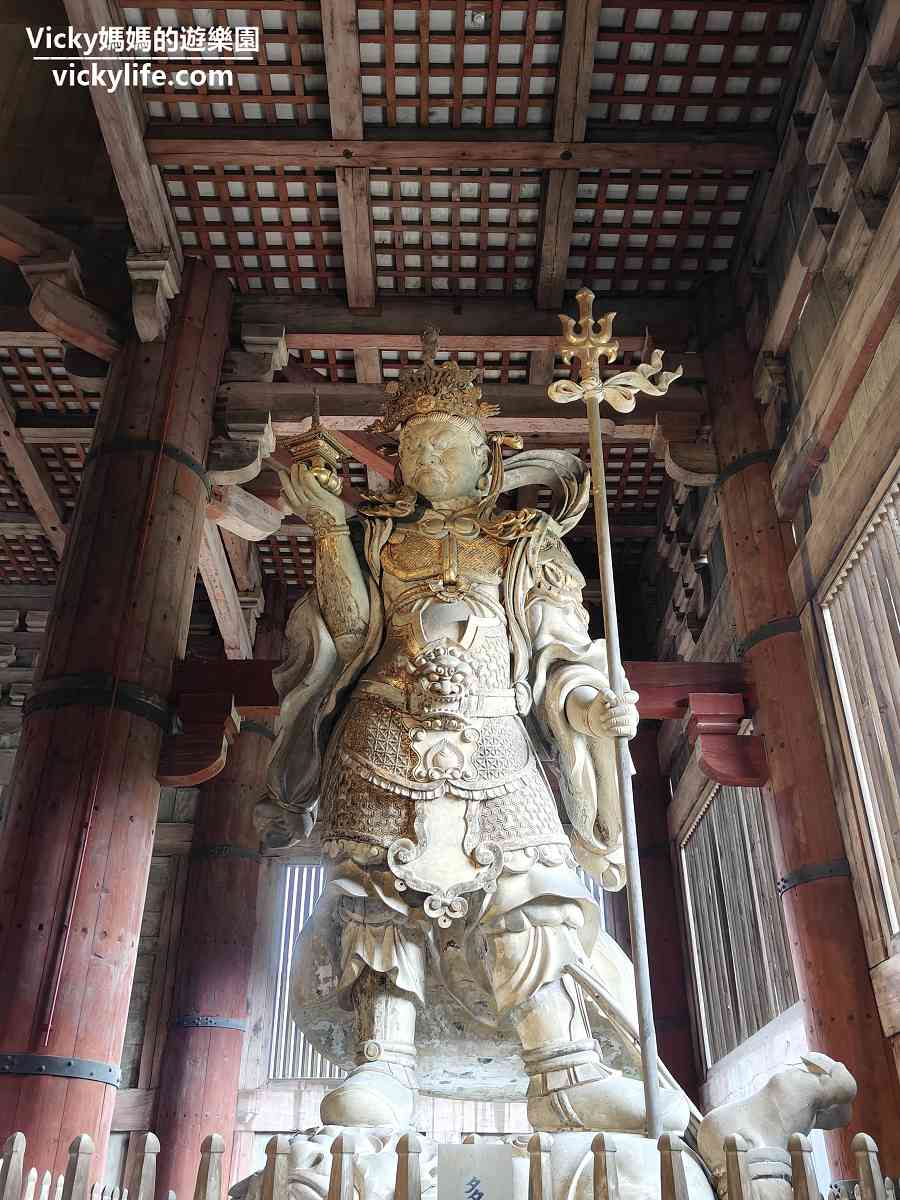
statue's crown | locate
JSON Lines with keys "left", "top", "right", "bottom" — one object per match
{"left": 370, "top": 326, "right": 500, "bottom": 433}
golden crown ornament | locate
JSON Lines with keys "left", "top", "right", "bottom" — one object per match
{"left": 370, "top": 325, "right": 500, "bottom": 433}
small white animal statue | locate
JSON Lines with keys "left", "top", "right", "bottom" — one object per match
{"left": 696, "top": 1053, "right": 857, "bottom": 1196}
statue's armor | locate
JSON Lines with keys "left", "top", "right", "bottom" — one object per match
{"left": 319, "top": 523, "right": 570, "bottom": 872}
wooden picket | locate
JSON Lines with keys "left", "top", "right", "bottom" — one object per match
{"left": 1, "top": 1125, "right": 898, "bottom": 1200}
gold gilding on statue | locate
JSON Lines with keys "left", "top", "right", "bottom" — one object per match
{"left": 370, "top": 325, "right": 500, "bottom": 434}
{"left": 282, "top": 390, "right": 347, "bottom": 495}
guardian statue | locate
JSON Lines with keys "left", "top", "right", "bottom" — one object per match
{"left": 259, "top": 332, "right": 690, "bottom": 1135}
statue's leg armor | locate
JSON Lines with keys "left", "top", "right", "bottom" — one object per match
{"left": 320, "top": 894, "right": 421, "bottom": 1128}
{"left": 484, "top": 901, "right": 689, "bottom": 1134}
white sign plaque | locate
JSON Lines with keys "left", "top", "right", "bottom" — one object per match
{"left": 437, "top": 1144, "right": 514, "bottom": 1200}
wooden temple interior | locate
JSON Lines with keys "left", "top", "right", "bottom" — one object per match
{"left": 0, "top": 0, "right": 898, "bottom": 1192}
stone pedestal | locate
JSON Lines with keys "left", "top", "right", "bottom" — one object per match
{"left": 0, "top": 261, "right": 231, "bottom": 1177}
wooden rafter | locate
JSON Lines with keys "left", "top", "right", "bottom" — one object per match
{"left": 198, "top": 520, "right": 254, "bottom": 660}
{"left": 223, "top": 379, "right": 705, "bottom": 440}
{"left": 0, "top": 378, "right": 66, "bottom": 556}
{"left": 0, "top": 205, "right": 75, "bottom": 265}
{"left": 231, "top": 295, "right": 698, "bottom": 350}
{"left": 63, "top": 0, "right": 184, "bottom": 339}
{"left": 536, "top": 0, "right": 602, "bottom": 309}
{"left": 146, "top": 132, "right": 777, "bottom": 173}
{"left": 322, "top": 0, "right": 378, "bottom": 319}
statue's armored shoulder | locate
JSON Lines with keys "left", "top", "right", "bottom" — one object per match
{"left": 528, "top": 527, "right": 586, "bottom": 606}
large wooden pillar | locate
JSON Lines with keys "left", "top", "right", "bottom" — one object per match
{"left": 701, "top": 296, "right": 900, "bottom": 1171}
{"left": 0, "top": 261, "right": 231, "bottom": 1177}
{"left": 632, "top": 726, "right": 699, "bottom": 1102}
{"left": 153, "top": 595, "right": 284, "bottom": 1198}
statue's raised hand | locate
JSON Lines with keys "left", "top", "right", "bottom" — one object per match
{"left": 281, "top": 462, "right": 347, "bottom": 530}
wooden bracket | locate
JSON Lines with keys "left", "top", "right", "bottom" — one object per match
{"left": 29, "top": 279, "right": 123, "bottom": 362}
{"left": 241, "top": 324, "right": 289, "bottom": 371}
{"left": 651, "top": 411, "right": 718, "bottom": 487}
{"left": 19, "top": 251, "right": 84, "bottom": 296}
{"left": 687, "top": 691, "right": 769, "bottom": 787}
{"left": 127, "top": 250, "right": 181, "bottom": 343}
{"left": 207, "top": 483, "right": 283, "bottom": 541}
{"left": 157, "top": 691, "right": 241, "bottom": 787}
{"left": 207, "top": 415, "right": 277, "bottom": 487}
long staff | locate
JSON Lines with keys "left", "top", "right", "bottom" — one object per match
{"left": 549, "top": 288, "right": 683, "bottom": 1140}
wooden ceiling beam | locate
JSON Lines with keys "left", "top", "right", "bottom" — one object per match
{"left": 231, "top": 294, "right": 698, "bottom": 350}
{"left": 146, "top": 133, "right": 776, "bottom": 172}
{"left": 0, "top": 206, "right": 77, "bottom": 266}
{"left": 0, "top": 308, "right": 61, "bottom": 348}
{"left": 536, "top": 0, "right": 602, "bottom": 310}
{"left": 198, "top": 519, "right": 254, "bottom": 659}
{"left": 63, "top": 0, "right": 184, "bottom": 340}
{"left": 0, "top": 379, "right": 66, "bottom": 555}
{"left": 322, "top": 0, "right": 378, "bottom": 315}
{"left": 223, "top": 380, "right": 706, "bottom": 439}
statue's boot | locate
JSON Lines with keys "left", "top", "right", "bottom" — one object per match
{"left": 320, "top": 972, "right": 418, "bottom": 1128}
{"left": 518, "top": 977, "right": 690, "bottom": 1134}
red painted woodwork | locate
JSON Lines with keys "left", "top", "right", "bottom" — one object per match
{"left": 686, "top": 692, "right": 768, "bottom": 787}
{"left": 160, "top": 658, "right": 753, "bottom": 785}
{"left": 154, "top": 600, "right": 284, "bottom": 1199}
{"left": 157, "top": 692, "right": 241, "bottom": 787}
{"left": 0, "top": 261, "right": 231, "bottom": 1181}
{"left": 705, "top": 319, "right": 900, "bottom": 1173}
{"left": 160, "top": 657, "right": 753, "bottom": 787}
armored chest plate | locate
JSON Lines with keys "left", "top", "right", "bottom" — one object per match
{"left": 382, "top": 527, "right": 508, "bottom": 586}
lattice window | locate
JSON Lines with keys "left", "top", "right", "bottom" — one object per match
{"left": 0, "top": 346, "right": 101, "bottom": 415}
{"left": 679, "top": 783, "right": 797, "bottom": 1068}
{"left": 370, "top": 166, "right": 542, "bottom": 295}
{"left": 819, "top": 474, "right": 900, "bottom": 947}
{"left": 590, "top": 2, "right": 807, "bottom": 127}
{"left": 569, "top": 168, "right": 753, "bottom": 294}
{"left": 123, "top": 4, "right": 328, "bottom": 125}
{"left": 160, "top": 164, "right": 345, "bottom": 294}
{"left": 358, "top": 0, "right": 564, "bottom": 128}
{"left": 270, "top": 861, "right": 344, "bottom": 1081}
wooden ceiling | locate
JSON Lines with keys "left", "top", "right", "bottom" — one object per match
{"left": 138, "top": 0, "right": 810, "bottom": 302}
{"left": 0, "top": 0, "right": 816, "bottom": 616}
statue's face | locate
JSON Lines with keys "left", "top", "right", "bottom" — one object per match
{"left": 399, "top": 418, "right": 488, "bottom": 502}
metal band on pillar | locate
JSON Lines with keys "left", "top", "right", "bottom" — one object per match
{"left": 777, "top": 858, "right": 851, "bottom": 894}
{"left": 23, "top": 673, "right": 174, "bottom": 732}
{"left": 0, "top": 1054, "right": 121, "bottom": 1086}
{"left": 172, "top": 1015, "right": 248, "bottom": 1031}
{"left": 739, "top": 616, "right": 802, "bottom": 656}
{"left": 86, "top": 438, "right": 212, "bottom": 499}
{"left": 715, "top": 449, "right": 777, "bottom": 489}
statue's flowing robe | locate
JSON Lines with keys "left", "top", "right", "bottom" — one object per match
{"left": 259, "top": 494, "right": 659, "bottom": 1091}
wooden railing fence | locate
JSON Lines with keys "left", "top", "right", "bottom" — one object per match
{"left": 1, "top": 1128, "right": 897, "bottom": 1200}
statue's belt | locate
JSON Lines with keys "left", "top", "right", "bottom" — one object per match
{"left": 355, "top": 679, "right": 531, "bottom": 719}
